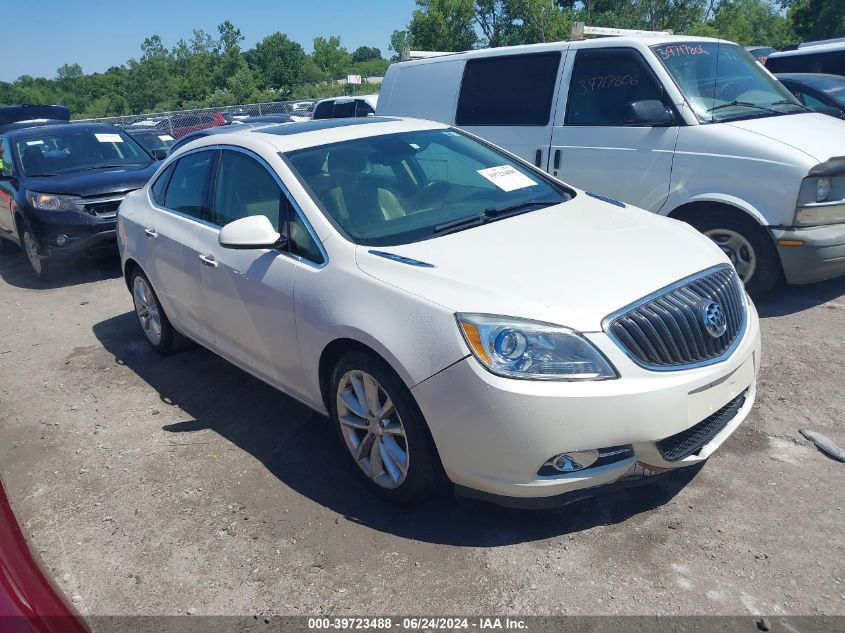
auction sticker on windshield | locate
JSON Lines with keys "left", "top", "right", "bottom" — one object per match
{"left": 95, "top": 133, "right": 124, "bottom": 143}
{"left": 477, "top": 165, "right": 537, "bottom": 192}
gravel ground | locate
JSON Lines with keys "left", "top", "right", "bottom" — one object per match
{"left": 0, "top": 246, "right": 843, "bottom": 619}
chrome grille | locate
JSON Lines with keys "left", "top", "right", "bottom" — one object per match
{"left": 605, "top": 266, "right": 746, "bottom": 370}
{"left": 72, "top": 193, "right": 131, "bottom": 219}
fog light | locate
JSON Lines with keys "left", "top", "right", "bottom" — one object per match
{"left": 55, "top": 234, "right": 69, "bottom": 246}
{"left": 549, "top": 450, "right": 599, "bottom": 473}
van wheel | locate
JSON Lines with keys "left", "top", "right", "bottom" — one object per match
{"left": 21, "top": 228, "right": 53, "bottom": 281}
{"left": 684, "top": 209, "right": 780, "bottom": 299}
{"left": 329, "top": 351, "right": 447, "bottom": 504}
{"left": 130, "top": 269, "right": 177, "bottom": 353}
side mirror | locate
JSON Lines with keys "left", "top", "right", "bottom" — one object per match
{"left": 626, "top": 99, "right": 674, "bottom": 126}
{"left": 218, "top": 215, "right": 283, "bottom": 250}
{"left": 150, "top": 148, "right": 168, "bottom": 161}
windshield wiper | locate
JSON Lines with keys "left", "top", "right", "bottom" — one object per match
{"left": 76, "top": 163, "right": 147, "bottom": 172}
{"left": 707, "top": 101, "right": 778, "bottom": 114}
{"left": 770, "top": 100, "right": 811, "bottom": 111}
{"left": 432, "top": 199, "right": 555, "bottom": 236}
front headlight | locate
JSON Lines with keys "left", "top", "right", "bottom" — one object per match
{"left": 816, "top": 177, "right": 831, "bottom": 202}
{"left": 26, "top": 192, "right": 80, "bottom": 211}
{"left": 456, "top": 313, "right": 617, "bottom": 381}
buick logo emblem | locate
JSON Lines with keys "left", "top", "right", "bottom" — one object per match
{"left": 701, "top": 301, "right": 728, "bottom": 338}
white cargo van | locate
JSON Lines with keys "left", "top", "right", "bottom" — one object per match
{"left": 378, "top": 36, "right": 845, "bottom": 296}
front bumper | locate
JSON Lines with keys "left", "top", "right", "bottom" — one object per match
{"left": 411, "top": 302, "right": 761, "bottom": 504}
{"left": 24, "top": 207, "right": 117, "bottom": 261}
{"left": 771, "top": 223, "right": 845, "bottom": 284}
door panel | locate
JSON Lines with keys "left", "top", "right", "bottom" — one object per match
{"left": 551, "top": 47, "right": 679, "bottom": 211}
{"left": 0, "top": 137, "right": 17, "bottom": 234}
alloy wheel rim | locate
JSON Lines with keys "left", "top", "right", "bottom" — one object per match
{"left": 132, "top": 276, "right": 163, "bottom": 346}
{"left": 704, "top": 228, "right": 756, "bottom": 283}
{"left": 23, "top": 233, "right": 42, "bottom": 275}
{"left": 336, "top": 370, "right": 409, "bottom": 489}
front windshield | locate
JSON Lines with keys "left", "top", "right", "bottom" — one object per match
{"left": 14, "top": 128, "right": 151, "bottom": 177}
{"left": 286, "top": 129, "right": 571, "bottom": 247}
{"left": 651, "top": 42, "right": 805, "bottom": 122}
{"left": 134, "top": 133, "right": 175, "bottom": 152}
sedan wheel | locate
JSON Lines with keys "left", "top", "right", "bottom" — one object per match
{"left": 329, "top": 352, "right": 447, "bottom": 503}
{"left": 129, "top": 269, "right": 177, "bottom": 353}
{"left": 336, "top": 370, "right": 409, "bottom": 489}
{"left": 133, "top": 275, "right": 163, "bottom": 346}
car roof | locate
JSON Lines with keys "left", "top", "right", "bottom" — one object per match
{"left": 769, "top": 41, "right": 845, "bottom": 58}
{"left": 7, "top": 122, "right": 126, "bottom": 140}
{"left": 776, "top": 73, "right": 845, "bottom": 84}
{"left": 173, "top": 116, "right": 448, "bottom": 155}
{"left": 392, "top": 35, "right": 727, "bottom": 68}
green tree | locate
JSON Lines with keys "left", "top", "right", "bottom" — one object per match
{"left": 407, "top": 0, "right": 477, "bottom": 51}
{"left": 351, "top": 46, "right": 383, "bottom": 62}
{"left": 789, "top": 0, "right": 845, "bottom": 42}
{"left": 246, "top": 32, "right": 308, "bottom": 94}
{"left": 313, "top": 36, "right": 352, "bottom": 79}
{"left": 389, "top": 29, "right": 411, "bottom": 60}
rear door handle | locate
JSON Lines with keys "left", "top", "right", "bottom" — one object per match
{"left": 553, "top": 149, "right": 561, "bottom": 170}
{"left": 144, "top": 227, "right": 158, "bottom": 238}
{"left": 198, "top": 254, "right": 218, "bottom": 268}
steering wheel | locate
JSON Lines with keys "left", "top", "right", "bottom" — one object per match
{"left": 418, "top": 180, "right": 450, "bottom": 203}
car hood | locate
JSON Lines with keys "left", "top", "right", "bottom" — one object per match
{"left": 355, "top": 193, "right": 731, "bottom": 332}
{"left": 726, "top": 112, "right": 845, "bottom": 164}
{"left": 23, "top": 162, "right": 160, "bottom": 197}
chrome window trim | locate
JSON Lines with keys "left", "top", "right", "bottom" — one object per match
{"left": 147, "top": 144, "right": 328, "bottom": 269}
{"left": 601, "top": 264, "right": 749, "bottom": 372}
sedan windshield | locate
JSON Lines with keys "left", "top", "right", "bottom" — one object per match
{"left": 285, "top": 129, "right": 571, "bottom": 246}
{"left": 798, "top": 75, "right": 845, "bottom": 107}
{"left": 652, "top": 42, "right": 805, "bottom": 122}
{"left": 15, "top": 129, "right": 151, "bottom": 177}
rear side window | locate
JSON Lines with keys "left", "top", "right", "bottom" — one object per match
{"left": 333, "top": 101, "right": 355, "bottom": 118}
{"left": 313, "top": 100, "right": 335, "bottom": 119}
{"left": 355, "top": 100, "right": 375, "bottom": 117}
{"left": 163, "top": 151, "right": 214, "bottom": 218}
{"left": 565, "top": 48, "right": 665, "bottom": 126}
{"left": 457, "top": 52, "right": 561, "bottom": 126}
{"left": 150, "top": 163, "right": 175, "bottom": 205}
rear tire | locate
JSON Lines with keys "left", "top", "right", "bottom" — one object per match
{"left": 329, "top": 351, "right": 447, "bottom": 504}
{"left": 130, "top": 268, "right": 177, "bottom": 354}
{"left": 683, "top": 209, "right": 780, "bottom": 299}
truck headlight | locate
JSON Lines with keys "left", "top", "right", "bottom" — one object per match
{"left": 26, "top": 192, "right": 80, "bottom": 211}
{"left": 456, "top": 313, "right": 617, "bottom": 380}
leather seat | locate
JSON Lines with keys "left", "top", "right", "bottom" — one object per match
{"left": 323, "top": 149, "right": 406, "bottom": 227}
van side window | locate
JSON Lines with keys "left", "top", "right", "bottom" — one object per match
{"left": 457, "top": 52, "right": 561, "bottom": 126}
{"left": 566, "top": 49, "right": 665, "bottom": 126}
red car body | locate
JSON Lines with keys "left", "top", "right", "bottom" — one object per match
{"left": 0, "top": 479, "right": 88, "bottom": 633}
{"left": 158, "top": 111, "right": 227, "bottom": 139}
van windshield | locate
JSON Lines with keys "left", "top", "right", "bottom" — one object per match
{"left": 285, "top": 129, "right": 571, "bottom": 246}
{"left": 651, "top": 42, "right": 806, "bottom": 122}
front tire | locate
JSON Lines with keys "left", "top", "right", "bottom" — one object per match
{"left": 21, "top": 228, "right": 53, "bottom": 281}
{"left": 684, "top": 209, "right": 780, "bottom": 299}
{"left": 329, "top": 351, "right": 447, "bottom": 504}
{"left": 130, "top": 269, "right": 177, "bottom": 353}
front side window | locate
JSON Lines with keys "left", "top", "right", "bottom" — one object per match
{"left": 0, "top": 137, "right": 14, "bottom": 177}
{"left": 286, "top": 128, "right": 571, "bottom": 247}
{"left": 565, "top": 48, "right": 666, "bottom": 126}
{"left": 457, "top": 52, "right": 561, "bottom": 126}
{"left": 14, "top": 128, "right": 151, "bottom": 177}
{"left": 652, "top": 42, "right": 805, "bottom": 122}
{"left": 211, "top": 150, "right": 282, "bottom": 229}
{"left": 150, "top": 163, "right": 175, "bottom": 205}
{"left": 163, "top": 151, "right": 214, "bottom": 218}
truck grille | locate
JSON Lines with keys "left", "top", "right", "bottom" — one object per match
{"left": 605, "top": 266, "right": 746, "bottom": 370}
{"left": 657, "top": 391, "right": 747, "bottom": 461}
{"left": 73, "top": 193, "right": 132, "bottom": 219}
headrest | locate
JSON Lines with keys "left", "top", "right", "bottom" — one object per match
{"left": 328, "top": 149, "right": 367, "bottom": 174}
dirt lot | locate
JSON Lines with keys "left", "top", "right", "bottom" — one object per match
{"left": 0, "top": 246, "right": 843, "bottom": 618}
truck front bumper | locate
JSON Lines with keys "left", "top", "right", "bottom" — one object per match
{"left": 771, "top": 223, "right": 845, "bottom": 285}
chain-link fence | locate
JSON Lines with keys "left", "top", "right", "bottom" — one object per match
{"left": 74, "top": 99, "right": 315, "bottom": 138}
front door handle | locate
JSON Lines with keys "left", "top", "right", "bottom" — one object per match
{"left": 553, "top": 149, "right": 561, "bottom": 170}
{"left": 198, "top": 254, "right": 218, "bottom": 268}
{"left": 534, "top": 149, "right": 543, "bottom": 167}
{"left": 144, "top": 227, "right": 158, "bottom": 238}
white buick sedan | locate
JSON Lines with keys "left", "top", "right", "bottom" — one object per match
{"left": 117, "top": 117, "right": 761, "bottom": 508}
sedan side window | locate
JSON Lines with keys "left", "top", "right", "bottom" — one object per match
{"left": 163, "top": 151, "right": 214, "bottom": 218}
{"left": 150, "top": 163, "right": 175, "bottom": 205}
{"left": 211, "top": 150, "right": 282, "bottom": 229}
{"left": 566, "top": 48, "right": 666, "bottom": 126}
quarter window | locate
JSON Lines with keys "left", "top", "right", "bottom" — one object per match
{"left": 163, "top": 151, "right": 214, "bottom": 218}
{"left": 457, "top": 52, "right": 561, "bottom": 126}
{"left": 566, "top": 49, "right": 665, "bottom": 126}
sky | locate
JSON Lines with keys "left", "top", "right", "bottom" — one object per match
{"left": 2, "top": 0, "right": 417, "bottom": 82}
